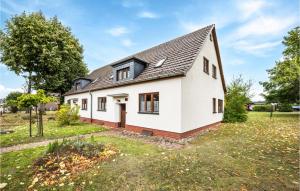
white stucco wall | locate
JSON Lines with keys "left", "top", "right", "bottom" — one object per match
{"left": 65, "top": 77, "right": 183, "bottom": 133}
{"left": 181, "top": 32, "right": 225, "bottom": 132}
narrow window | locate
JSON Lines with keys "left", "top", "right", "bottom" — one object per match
{"left": 203, "top": 57, "right": 209, "bottom": 74}
{"left": 212, "top": 65, "right": 217, "bottom": 79}
{"left": 117, "top": 67, "right": 130, "bottom": 81}
{"left": 82, "top": 99, "right": 87, "bottom": 110}
{"left": 139, "top": 92, "right": 159, "bottom": 114}
{"left": 218, "top": 99, "right": 223, "bottom": 113}
{"left": 75, "top": 82, "right": 81, "bottom": 90}
{"left": 98, "top": 97, "right": 106, "bottom": 111}
{"left": 210, "top": 33, "right": 213, "bottom": 41}
{"left": 67, "top": 99, "right": 71, "bottom": 105}
{"left": 213, "top": 98, "right": 216, "bottom": 113}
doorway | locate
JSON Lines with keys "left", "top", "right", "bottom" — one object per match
{"left": 119, "top": 104, "right": 126, "bottom": 128}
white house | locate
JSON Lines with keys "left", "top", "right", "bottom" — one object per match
{"left": 64, "top": 24, "right": 226, "bottom": 139}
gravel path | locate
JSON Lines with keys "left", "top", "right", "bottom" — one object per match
{"left": 0, "top": 129, "right": 187, "bottom": 154}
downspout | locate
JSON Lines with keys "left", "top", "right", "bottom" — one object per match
{"left": 89, "top": 90, "right": 93, "bottom": 123}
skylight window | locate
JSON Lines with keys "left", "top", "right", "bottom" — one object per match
{"left": 154, "top": 58, "right": 167, "bottom": 68}
{"left": 91, "top": 77, "right": 99, "bottom": 84}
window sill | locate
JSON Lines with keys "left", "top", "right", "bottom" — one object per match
{"left": 138, "top": 112, "right": 159, "bottom": 115}
{"left": 97, "top": 110, "right": 106, "bottom": 112}
{"left": 213, "top": 76, "right": 217, "bottom": 79}
{"left": 213, "top": 112, "right": 217, "bottom": 114}
{"left": 81, "top": 109, "right": 87, "bottom": 111}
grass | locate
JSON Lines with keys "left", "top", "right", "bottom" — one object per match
{"left": 0, "top": 112, "right": 299, "bottom": 190}
{"left": 0, "top": 112, "right": 106, "bottom": 147}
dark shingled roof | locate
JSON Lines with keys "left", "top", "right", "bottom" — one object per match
{"left": 65, "top": 24, "right": 226, "bottom": 95}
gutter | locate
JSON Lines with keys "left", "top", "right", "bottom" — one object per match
{"left": 89, "top": 90, "right": 93, "bottom": 123}
{"left": 64, "top": 72, "right": 185, "bottom": 96}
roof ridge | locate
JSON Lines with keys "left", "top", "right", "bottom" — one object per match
{"left": 105, "top": 24, "right": 215, "bottom": 67}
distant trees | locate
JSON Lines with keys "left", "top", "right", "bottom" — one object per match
{"left": 260, "top": 27, "right": 300, "bottom": 105}
{"left": 223, "top": 76, "right": 252, "bottom": 123}
{"left": 5, "top": 91, "right": 23, "bottom": 113}
{"left": 0, "top": 11, "right": 88, "bottom": 99}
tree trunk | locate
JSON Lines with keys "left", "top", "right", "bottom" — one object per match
{"left": 38, "top": 104, "right": 44, "bottom": 136}
{"left": 27, "top": 72, "right": 32, "bottom": 94}
{"left": 29, "top": 107, "right": 32, "bottom": 137}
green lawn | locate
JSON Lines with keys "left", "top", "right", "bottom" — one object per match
{"left": 0, "top": 112, "right": 106, "bottom": 147}
{"left": 0, "top": 112, "right": 299, "bottom": 190}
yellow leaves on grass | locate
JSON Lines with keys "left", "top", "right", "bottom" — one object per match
{"left": 28, "top": 146, "right": 118, "bottom": 190}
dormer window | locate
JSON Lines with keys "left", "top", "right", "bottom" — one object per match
{"left": 75, "top": 82, "right": 81, "bottom": 90}
{"left": 112, "top": 57, "right": 148, "bottom": 83}
{"left": 117, "top": 67, "right": 130, "bottom": 81}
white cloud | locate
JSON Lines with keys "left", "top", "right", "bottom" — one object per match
{"left": 0, "top": 84, "right": 23, "bottom": 98}
{"left": 236, "top": 0, "right": 268, "bottom": 20}
{"left": 106, "top": 26, "right": 129, "bottom": 37}
{"left": 235, "top": 15, "right": 297, "bottom": 39}
{"left": 138, "top": 11, "right": 159, "bottom": 19}
{"left": 121, "top": 38, "right": 134, "bottom": 47}
{"left": 232, "top": 40, "right": 281, "bottom": 55}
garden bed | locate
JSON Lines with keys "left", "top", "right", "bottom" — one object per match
{"left": 28, "top": 138, "right": 118, "bottom": 189}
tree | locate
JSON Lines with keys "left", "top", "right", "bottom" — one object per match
{"left": 0, "top": 12, "right": 88, "bottom": 98}
{"left": 223, "top": 76, "right": 252, "bottom": 123}
{"left": 18, "top": 90, "right": 56, "bottom": 137}
{"left": 5, "top": 91, "right": 23, "bottom": 113}
{"left": 260, "top": 27, "right": 300, "bottom": 104}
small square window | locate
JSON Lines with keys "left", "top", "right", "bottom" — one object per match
{"left": 98, "top": 97, "right": 106, "bottom": 111}
{"left": 82, "top": 99, "right": 87, "bottom": 110}
{"left": 117, "top": 67, "right": 130, "bottom": 81}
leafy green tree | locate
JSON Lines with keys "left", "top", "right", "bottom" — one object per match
{"left": 0, "top": 12, "right": 88, "bottom": 98}
{"left": 260, "top": 27, "right": 300, "bottom": 104}
{"left": 18, "top": 90, "right": 56, "bottom": 137}
{"left": 5, "top": 91, "right": 23, "bottom": 113}
{"left": 223, "top": 76, "right": 252, "bottom": 123}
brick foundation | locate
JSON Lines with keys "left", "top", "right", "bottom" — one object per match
{"left": 80, "top": 117, "right": 119, "bottom": 128}
{"left": 80, "top": 117, "right": 221, "bottom": 139}
{"left": 125, "top": 122, "right": 221, "bottom": 139}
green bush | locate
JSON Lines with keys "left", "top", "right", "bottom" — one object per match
{"left": 278, "top": 103, "right": 293, "bottom": 112}
{"left": 252, "top": 105, "right": 272, "bottom": 112}
{"left": 56, "top": 104, "right": 79, "bottom": 126}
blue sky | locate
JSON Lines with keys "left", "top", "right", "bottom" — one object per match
{"left": 0, "top": 0, "right": 299, "bottom": 100}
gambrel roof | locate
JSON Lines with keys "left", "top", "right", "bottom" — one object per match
{"left": 65, "top": 24, "right": 226, "bottom": 95}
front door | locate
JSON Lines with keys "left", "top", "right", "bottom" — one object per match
{"left": 120, "top": 104, "right": 126, "bottom": 128}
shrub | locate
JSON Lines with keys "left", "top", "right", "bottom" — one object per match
{"left": 46, "top": 138, "right": 105, "bottom": 158}
{"left": 223, "top": 76, "right": 252, "bottom": 123}
{"left": 56, "top": 104, "right": 79, "bottom": 126}
{"left": 278, "top": 103, "right": 293, "bottom": 112}
{"left": 252, "top": 105, "right": 272, "bottom": 112}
